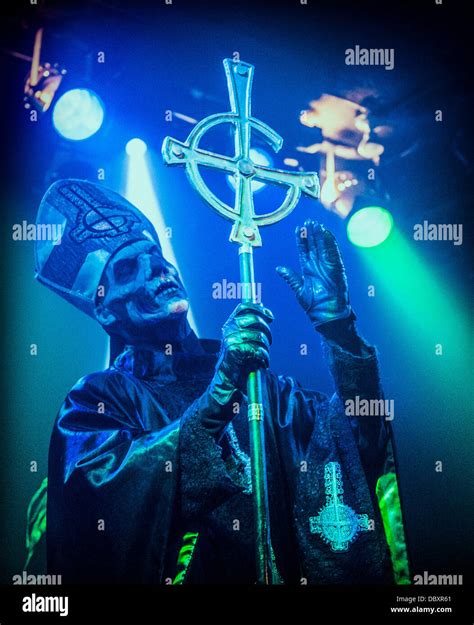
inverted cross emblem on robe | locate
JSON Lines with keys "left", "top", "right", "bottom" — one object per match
{"left": 309, "top": 462, "right": 370, "bottom": 552}
{"left": 162, "top": 59, "right": 320, "bottom": 247}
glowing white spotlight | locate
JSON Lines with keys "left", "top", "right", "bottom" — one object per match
{"left": 53, "top": 88, "right": 104, "bottom": 141}
{"left": 126, "top": 138, "right": 148, "bottom": 157}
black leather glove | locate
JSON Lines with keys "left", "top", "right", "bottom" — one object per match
{"left": 209, "top": 302, "right": 274, "bottom": 406}
{"left": 276, "top": 219, "right": 352, "bottom": 328}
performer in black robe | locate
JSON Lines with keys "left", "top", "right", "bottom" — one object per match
{"left": 32, "top": 179, "right": 410, "bottom": 584}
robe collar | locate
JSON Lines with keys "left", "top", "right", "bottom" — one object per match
{"left": 112, "top": 333, "right": 220, "bottom": 382}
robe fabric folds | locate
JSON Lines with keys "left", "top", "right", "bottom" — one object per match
{"left": 45, "top": 335, "right": 410, "bottom": 584}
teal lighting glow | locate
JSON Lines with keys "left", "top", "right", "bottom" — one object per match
{"left": 52, "top": 89, "right": 104, "bottom": 141}
{"left": 347, "top": 206, "right": 394, "bottom": 248}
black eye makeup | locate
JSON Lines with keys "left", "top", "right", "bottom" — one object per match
{"left": 113, "top": 257, "right": 138, "bottom": 282}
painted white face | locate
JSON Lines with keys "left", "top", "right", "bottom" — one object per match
{"left": 97, "top": 239, "right": 189, "bottom": 342}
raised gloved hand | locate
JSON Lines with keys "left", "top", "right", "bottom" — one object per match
{"left": 276, "top": 219, "right": 352, "bottom": 328}
{"left": 209, "top": 302, "right": 274, "bottom": 406}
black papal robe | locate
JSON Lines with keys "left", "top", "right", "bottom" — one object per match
{"left": 46, "top": 332, "right": 408, "bottom": 584}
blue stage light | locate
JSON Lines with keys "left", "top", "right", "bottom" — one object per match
{"left": 52, "top": 88, "right": 104, "bottom": 141}
{"left": 126, "top": 138, "right": 148, "bottom": 157}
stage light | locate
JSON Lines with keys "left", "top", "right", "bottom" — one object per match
{"left": 320, "top": 176, "right": 338, "bottom": 206}
{"left": 227, "top": 148, "right": 272, "bottom": 192}
{"left": 125, "top": 147, "right": 199, "bottom": 335}
{"left": 126, "top": 138, "right": 148, "bottom": 157}
{"left": 22, "top": 28, "right": 67, "bottom": 113}
{"left": 356, "top": 228, "right": 470, "bottom": 403}
{"left": 24, "top": 62, "right": 66, "bottom": 113}
{"left": 347, "top": 206, "right": 393, "bottom": 248}
{"left": 52, "top": 88, "right": 104, "bottom": 140}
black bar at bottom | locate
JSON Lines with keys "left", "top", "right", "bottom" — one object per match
{"left": 0, "top": 584, "right": 472, "bottom": 625}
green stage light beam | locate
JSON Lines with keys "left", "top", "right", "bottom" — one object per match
{"left": 356, "top": 227, "right": 471, "bottom": 399}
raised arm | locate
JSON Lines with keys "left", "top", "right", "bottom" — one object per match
{"left": 276, "top": 219, "right": 389, "bottom": 483}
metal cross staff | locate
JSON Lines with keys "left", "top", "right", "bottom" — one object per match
{"left": 162, "top": 58, "right": 320, "bottom": 584}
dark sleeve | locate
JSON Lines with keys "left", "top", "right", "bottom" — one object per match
{"left": 47, "top": 370, "right": 179, "bottom": 583}
{"left": 262, "top": 322, "right": 390, "bottom": 490}
{"left": 322, "top": 331, "right": 391, "bottom": 487}
{"left": 178, "top": 391, "right": 251, "bottom": 523}
{"left": 264, "top": 371, "right": 329, "bottom": 460}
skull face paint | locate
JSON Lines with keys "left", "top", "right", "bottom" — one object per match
{"left": 95, "top": 239, "right": 190, "bottom": 345}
